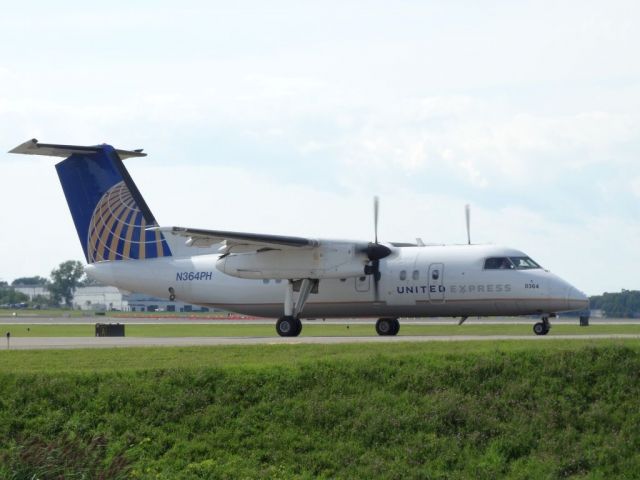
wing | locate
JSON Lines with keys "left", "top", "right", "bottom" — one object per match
{"left": 152, "top": 226, "right": 319, "bottom": 251}
{"left": 153, "top": 226, "right": 393, "bottom": 281}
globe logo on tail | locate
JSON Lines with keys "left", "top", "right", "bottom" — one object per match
{"left": 87, "top": 181, "right": 171, "bottom": 262}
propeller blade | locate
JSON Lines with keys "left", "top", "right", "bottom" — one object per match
{"left": 367, "top": 196, "right": 386, "bottom": 302}
{"left": 465, "top": 204, "right": 471, "bottom": 245}
{"left": 373, "top": 196, "right": 380, "bottom": 244}
{"left": 372, "top": 259, "right": 380, "bottom": 301}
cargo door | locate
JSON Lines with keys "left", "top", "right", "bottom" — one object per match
{"left": 355, "top": 275, "right": 370, "bottom": 292}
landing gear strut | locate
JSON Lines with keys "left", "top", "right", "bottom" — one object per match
{"left": 533, "top": 316, "right": 551, "bottom": 336}
{"left": 376, "top": 318, "right": 400, "bottom": 336}
{"left": 276, "top": 279, "right": 317, "bottom": 337}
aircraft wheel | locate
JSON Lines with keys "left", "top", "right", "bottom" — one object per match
{"left": 276, "top": 316, "right": 299, "bottom": 337}
{"left": 533, "top": 322, "right": 549, "bottom": 336}
{"left": 376, "top": 318, "right": 396, "bottom": 336}
{"left": 391, "top": 318, "right": 400, "bottom": 335}
{"left": 293, "top": 317, "right": 303, "bottom": 336}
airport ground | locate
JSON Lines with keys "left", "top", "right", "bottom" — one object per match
{"left": 0, "top": 312, "right": 639, "bottom": 349}
{"left": 2, "top": 310, "right": 638, "bottom": 359}
{"left": 2, "top": 340, "right": 640, "bottom": 478}
{"left": 2, "top": 313, "right": 640, "bottom": 478}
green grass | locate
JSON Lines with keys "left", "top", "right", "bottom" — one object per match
{"left": 0, "top": 339, "right": 637, "bottom": 374}
{"left": 0, "top": 308, "right": 87, "bottom": 317}
{"left": 1, "top": 342, "right": 640, "bottom": 478}
{"left": 2, "top": 322, "right": 640, "bottom": 338}
{"left": 0, "top": 308, "right": 230, "bottom": 318}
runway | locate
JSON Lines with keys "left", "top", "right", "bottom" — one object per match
{"left": 1, "top": 315, "right": 637, "bottom": 325}
{"left": 4, "top": 334, "right": 640, "bottom": 350}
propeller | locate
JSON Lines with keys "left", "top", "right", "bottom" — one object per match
{"left": 465, "top": 204, "right": 471, "bottom": 245}
{"left": 362, "top": 196, "right": 391, "bottom": 301}
{"left": 374, "top": 195, "right": 379, "bottom": 244}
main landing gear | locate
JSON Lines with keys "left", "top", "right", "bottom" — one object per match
{"left": 533, "top": 315, "right": 552, "bottom": 336}
{"left": 275, "top": 279, "right": 318, "bottom": 337}
{"left": 376, "top": 317, "right": 400, "bottom": 336}
{"left": 276, "top": 316, "right": 303, "bottom": 337}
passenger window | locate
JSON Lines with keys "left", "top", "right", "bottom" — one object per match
{"left": 262, "top": 279, "right": 270, "bottom": 284}
{"left": 399, "top": 270, "right": 407, "bottom": 281}
{"left": 412, "top": 270, "right": 419, "bottom": 280}
{"left": 432, "top": 269, "right": 440, "bottom": 280}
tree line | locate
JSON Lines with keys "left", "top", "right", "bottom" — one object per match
{"left": 589, "top": 290, "right": 640, "bottom": 318}
{"left": 0, "top": 260, "right": 87, "bottom": 308}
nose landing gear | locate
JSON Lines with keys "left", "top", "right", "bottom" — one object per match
{"left": 533, "top": 315, "right": 552, "bottom": 336}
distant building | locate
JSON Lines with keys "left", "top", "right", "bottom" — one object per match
{"left": 13, "top": 284, "right": 50, "bottom": 300}
{"left": 71, "top": 285, "right": 215, "bottom": 313}
{"left": 73, "top": 285, "right": 129, "bottom": 311}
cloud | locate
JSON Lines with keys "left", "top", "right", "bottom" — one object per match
{"left": 1, "top": 1, "right": 639, "bottom": 295}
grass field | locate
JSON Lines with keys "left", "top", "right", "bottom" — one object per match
{"left": 0, "top": 308, "right": 230, "bottom": 318}
{"left": 1, "top": 340, "right": 640, "bottom": 478}
{"left": 1, "top": 322, "right": 640, "bottom": 338}
{"left": 0, "top": 338, "right": 637, "bottom": 373}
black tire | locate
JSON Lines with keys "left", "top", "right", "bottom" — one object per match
{"left": 533, "top": 322, "right": 548, "bottom": 336}
{"left": 293, "top": 317, "right": 303, "bottom": 336}
{"left": 276, "top": 316, "right": 296, "bottom": 337}
{"left": 376, "top": 318, "right": 393, "bottom": 336}
{"left": 391, "top": 318, "right": 400, "bottom": 336}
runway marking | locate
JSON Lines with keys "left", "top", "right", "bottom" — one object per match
{"left": 4, "top": 334, "right": 640, "bottom": 350}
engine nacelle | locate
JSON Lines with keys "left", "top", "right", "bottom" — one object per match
{"left": 216, "top": 243, "right": 367, "bottom": 280}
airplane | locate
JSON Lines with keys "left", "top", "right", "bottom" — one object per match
{"left": 9, "top": 139, "right": 589, "bottom": 337}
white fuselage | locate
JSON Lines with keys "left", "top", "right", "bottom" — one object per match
{"left": 86, "top": 244, "right": 589, "bottom": 318}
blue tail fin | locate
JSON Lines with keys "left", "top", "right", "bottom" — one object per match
{"left": 9, "top": 140, "right": 172, "bottom": 263}
{"left": 54, "top": 145, "right": 172, "bottom": 263}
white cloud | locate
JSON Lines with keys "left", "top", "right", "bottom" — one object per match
{"left": 1, "top": 1, "right": 639, "bottom": 295}
{"left": 631, "top": 178, "right": 640, "bottom": 197}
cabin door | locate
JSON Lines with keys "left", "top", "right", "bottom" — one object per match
{"left": 428, "top": 263, "right": 445, "bottom": 302}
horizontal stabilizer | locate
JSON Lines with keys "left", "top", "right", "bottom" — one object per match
{"left": 8, "top": 138, "right": 169, "bottom": 263}
{"left": 9, "top": 138, "right": 146, "bottom": 160}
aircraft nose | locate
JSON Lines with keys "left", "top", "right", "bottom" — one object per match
{"left": 567, "top": 286, "right": 589, "bottom": 311}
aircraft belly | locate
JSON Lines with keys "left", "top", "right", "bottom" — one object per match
{"left": 208, "top": 299, "right": 535, "bottom": 319}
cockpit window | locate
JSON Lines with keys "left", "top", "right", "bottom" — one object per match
{"left": 484, "top": 257, "right": 514, "bottom": 270}
{"left": 484, "top": 256, "right": 541, "bottom": 270}
{"left": 509, "top": 257, "right": 541, "bottom": 269}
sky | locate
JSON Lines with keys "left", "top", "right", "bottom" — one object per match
{"left": 0, "top": 1, "right": 639, "bottom": 295}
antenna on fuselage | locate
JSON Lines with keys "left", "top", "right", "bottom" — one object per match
{"left": 465, "top": 204, "right": 471, "bottom": 245}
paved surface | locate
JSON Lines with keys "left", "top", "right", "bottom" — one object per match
{"left": 3, "top": 334, "right": 640, "bottom": 350}
{"left": 0, "top": 316, "right": 636, "bottom": 325}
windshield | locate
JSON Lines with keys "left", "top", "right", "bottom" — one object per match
{"left": 484, "top": 256, "right": 541, "bottom": 270}
{"left": 509, "top": 256, "right": 541, "bottom": 269}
